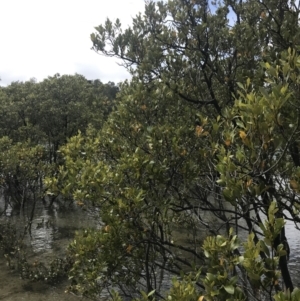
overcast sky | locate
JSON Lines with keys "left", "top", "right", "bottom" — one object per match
{"left": 0, "top": 0, "right": 146, "bottom": 86}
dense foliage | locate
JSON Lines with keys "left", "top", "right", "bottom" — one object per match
{"left": 47, "top": 0, "right": 300, "bottom": 300}
{"left": 0, "top": 74, "right": 119, "bottom": 294}
{"left": 0, "top": 75, "right": 118, "bottom": 208}
{"left": 1, "top": 0, "right": 300, "bottom": 300}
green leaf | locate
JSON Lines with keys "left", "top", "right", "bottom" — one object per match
{"left": 237, "top": 82, "right": 244, "bottom": 90}
{"left": 148, "top": 289, "right": 156, "bottom": 297}
{"left": 223, "top": 284, "right": 235, "bottom": 294}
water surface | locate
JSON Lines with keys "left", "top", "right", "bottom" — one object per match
{"left": 0, "top": 197, "right": 100, "bottom": 300}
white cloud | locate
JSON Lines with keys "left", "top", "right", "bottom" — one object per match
{"left": 0, "top": 0, "right": 145, "bottom": 86}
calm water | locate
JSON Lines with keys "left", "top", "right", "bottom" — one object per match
{"left": 0, "top": 196, "right": 101, "bottom": 301}
{"left": 0, "top": 196, "right": 300, "bottom": 300}
{"left": 283, "top": 213, "right": 300, "bottom": 286}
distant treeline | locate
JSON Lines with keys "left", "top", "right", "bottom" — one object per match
{"left": 0, "top": 73, "right": 119, "bottom": 208}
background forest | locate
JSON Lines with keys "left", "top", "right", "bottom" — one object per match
{"left": 1, "top": 0, "right": 300, "bottom": 300}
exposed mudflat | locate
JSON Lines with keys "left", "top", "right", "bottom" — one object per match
{"left": 0, "top": 259, "right": 82, "bottom": 301}
{"left": 0, "top": 198, "right": 99, "bottom": 301}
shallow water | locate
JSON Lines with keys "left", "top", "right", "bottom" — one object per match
{"left": 0, "top": 196, "right": 100, "bottom": 301}
{"left": 0, "top": 196, "right": 300, "bottom": 300}
{"left": 0, "top": 260, "right": 81, "bottom": 301}
{"left": 283, "top": 214, "right": 300, "bottom": 287}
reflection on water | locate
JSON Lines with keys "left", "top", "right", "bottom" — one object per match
{"left": 1, "top": 194, "right": 300, "bottom": 299}
{"left": 284, "top": 214, "right": 300, "bottom": 287}
{"left": 0, "top": 196, "right": 99, "bottom": 252}
{"left": 30, "top": 207, "right": 56, "bottom": 252}
{"left": 186, "top": 202, "right": 300, "bottom": 288}
{"left": 0, "top": 195, "right": 99, "bottom": 300}
{"left": 32, "top": 226, "right": 53, "bottom": 252}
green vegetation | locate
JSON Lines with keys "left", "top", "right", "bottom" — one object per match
{"left": 0, "top": 75, "right": 119, "bottom": 287}
{"left": 53, "top": 0, "right": 300, "bottom": 299}
{"left": 0, "top": 75, "right": 118, "bottom": 207}
{"left": 0, "top": 74, "right": 119, "bottom": 290}
{"left": 1, "top": 0, "right": 300, "bottom": 300}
